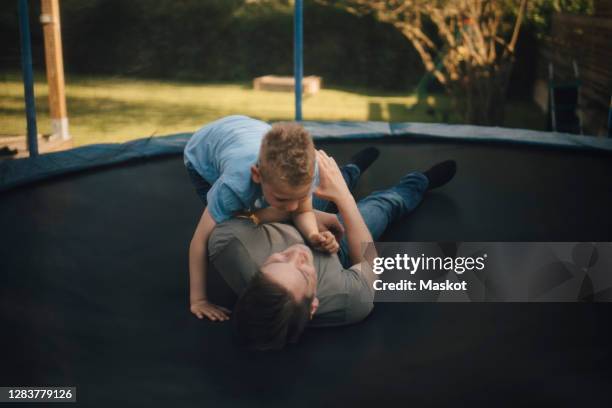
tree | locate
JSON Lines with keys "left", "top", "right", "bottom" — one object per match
{"left": 317, "top": 0, "right": 529, "bottom": 125}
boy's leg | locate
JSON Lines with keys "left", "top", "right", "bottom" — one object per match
{"left": 312, "top": 164, "right": 360, "bottom": 211}
{"left": 185, "top": 161, "right": 212, "bottom": 205}
{"left": 336, "top": 172, "right": 429, "bottom": 268}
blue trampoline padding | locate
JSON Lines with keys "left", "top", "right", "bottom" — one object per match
{"left": 303, "top": 121, "right": 612, "bottom": 151}
{"left": 2, "top": 121, "right": 612, "bottom": 193}
{"left": 0, "top": 133, "right": 191, "bottom": 193}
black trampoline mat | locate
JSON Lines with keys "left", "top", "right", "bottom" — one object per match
{"left": 1, "top": 140, "right": 612, "bottom": 406}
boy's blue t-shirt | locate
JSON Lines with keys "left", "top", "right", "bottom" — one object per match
{"left": 184, "top": 115, "right": 319, "bottom": 223}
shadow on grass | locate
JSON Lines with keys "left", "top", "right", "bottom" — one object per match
{"left": 388, "top": 103, "right": 411, "bottom": 122}
{"left": 324, "top": 83, "right": 417, "bottom": 98}
{"left": 366, "top": 101, "right": 444, "bottom": 123}
{"left": 368, "top": 102, "right": 383, "bottom": 121}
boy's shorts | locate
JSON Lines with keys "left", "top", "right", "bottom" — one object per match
{"left": 185, "top": 161, "right": 211, "bottom": 206}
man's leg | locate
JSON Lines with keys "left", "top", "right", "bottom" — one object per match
{"left": 335, "top": 172, "right": 429, "bottom": 267}
{"left": 336, "top": 160, "right": 457, "bottom": 268}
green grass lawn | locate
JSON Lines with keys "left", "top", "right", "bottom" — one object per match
{"left": 1, "top": 72, "right": 546, "bottom": 146}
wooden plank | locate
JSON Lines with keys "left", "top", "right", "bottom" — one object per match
{"left": 253, "top": 75, "right": 322, "bottom": 95}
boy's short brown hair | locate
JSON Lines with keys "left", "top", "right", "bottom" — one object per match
{"left": 259, "top": 123, "right": 315, "bottom": 186}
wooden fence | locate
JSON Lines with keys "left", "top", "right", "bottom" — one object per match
{"left": 536, "top": 3, "right": 611, "bottom": 136}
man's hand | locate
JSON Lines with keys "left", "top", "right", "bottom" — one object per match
{"left": 190, "top": 300, "right": 231, "bottom": 321}
{"left": 308, "top": 231, "right": 340, "bottom": 254}
{"left": 314, "top": 210, "right": 344, "bottom": 242}
{"left": 314, "top": 150, "right": 352, "bottom": 204}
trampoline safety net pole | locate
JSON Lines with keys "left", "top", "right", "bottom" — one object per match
{"left": 294, "top": 0, "right": 303, "bottom": 121}
{"left": 18, "top": 0, "right": 39, "bottom": 157}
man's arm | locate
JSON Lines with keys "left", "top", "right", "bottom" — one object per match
{"left": 314, "top": 150, "right": 378, "bottom": 285}
{"left": 189, "top": 207, "right": 231, "bottom": 321}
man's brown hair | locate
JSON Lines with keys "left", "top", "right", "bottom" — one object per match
{"left": 258, "top": 123, "right": 315, "bottom": 187}
{"left": 233, "top": 271, "right": 312, "bottom": 351}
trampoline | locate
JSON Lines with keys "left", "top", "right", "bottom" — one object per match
{"left": 2, "top": 0, "right": 612, "bottom": 405}
{"left": 1, "top": 129, "right": 612, "bottom": 406}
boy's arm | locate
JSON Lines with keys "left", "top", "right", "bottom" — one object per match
{"left": 252, "top": 207, "right": 291, "bottom": 223}
{"left": 253, "top": 207, "right": 344, "bottom": 250}
{"left": 293, "top": 197, "right": 339, "bottom": 253}
{"left": 189, "top": 207, "right": 231, "bottom": 321}
{"left": 253, "top": 207, "right": 343, "bottom": 240}
{"left": 292, "top": 197, "right": 318, "bottom": 238}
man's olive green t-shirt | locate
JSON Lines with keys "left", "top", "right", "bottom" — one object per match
{"left": 208, "top": 218, "right": 374, "bottom": 327}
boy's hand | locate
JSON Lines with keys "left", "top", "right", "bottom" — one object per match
{"left": 308, "top": 231, "right": 340, "bottom": 254}
{"left": 190, "top": 300, "right": 231, "bottom": 321}
{"left": 314, "top": 210, "right": 344, "bottom": 242}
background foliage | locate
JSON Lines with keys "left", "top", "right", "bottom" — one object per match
{"left": 0, "top": 0, "right": 592, "bottom": 96}
{"left": 1, "top": 0, "right": 424, "bottom": 90}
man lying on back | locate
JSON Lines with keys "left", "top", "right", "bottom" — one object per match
{"left": 208, "top": 150, "right": 456, "bottom": 350}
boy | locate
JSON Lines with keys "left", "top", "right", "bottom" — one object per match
{"left": 184, "top": 115, "right": 339, "bottom": 321}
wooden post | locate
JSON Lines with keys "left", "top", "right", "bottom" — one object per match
{"left": 40, "top": 0, "right": 69, "bottom": 140}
